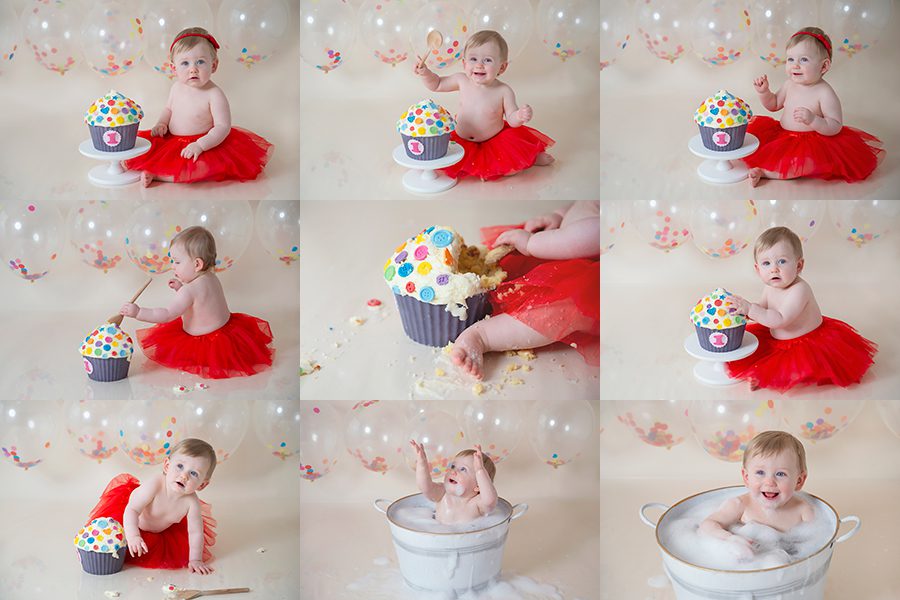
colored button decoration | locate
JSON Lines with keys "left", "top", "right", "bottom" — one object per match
{"left": 432, "top": 229, "right": 453, "bottom": 248}
{"left": 694, "top": 90, "right": 752, "bottom": 129}
{"left": 396, "top": 99, "right": 456, "bottom": 137}
{"left": 85, "top": 90, "right": 143, "bottom": 127}
{"left": 80, "top": 323, "right": 134, "bottom": 360}
{"left": 74, "top": 517, "right": 126, "bottom": 558}
{"left": 690, "top": 288, "right": 747, "bottom": 329}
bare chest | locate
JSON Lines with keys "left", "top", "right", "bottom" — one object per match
{"left": 435, "top": 497, "right": 479, "bottom": 525}
{"left": 138, "top": 496, "right": 188, "bottom": 532}
{"left": 168, "top": 88, "right": 214, "bottom": 135}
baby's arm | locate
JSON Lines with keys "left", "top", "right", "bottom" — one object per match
{"left": 752, "top": 75, "right": 786, "bottom": 112}
{"left": 471, "top": 445, "right": 498, "bottom": 516}
{"left": 699, "top": 496, "right": 755, "bottom": 558}
{"left": 410, "top": 440, "right": 444, "bottom": 502}
{"left": 413, "top": 62, "right": 462, "bottom": 93}
{"left": 182, "top": 87, "right": 232, "bottom": 161}
{"left": 120, "top": 286, "right": 194, "bottom": 324}
{"left": 186, "top": 497, "right": 214, "bottom": 574}
{"left": 123, "top": 479, "right": 158, "bottom": 558}
{"left": 734, "top": 285, "right": 809, "bottom": 329}
{"left": 795, "top": 86, "right": 842, "bottom": 136}
{"left": 524, "top": 205, "right": 568, "bottom": 233}
{"left": 495, "top": 216, "right": 600, "bottom": 260}
{"left": 151, "top": 87, "right": 175, "bottom": 137}
{"left": 501, "top": 85, "right": 532, "bottom": 127}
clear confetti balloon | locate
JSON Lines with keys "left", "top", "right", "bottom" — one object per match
{"left": 828, "top": 200, "right": 900, "bottom": 248}
{"left": 757, "top": 200, "right": 825, "bottom": 243}
{"left": 295, "top": 402, "right": 341, "bottom": 481}
{"left": 615, "top": 400, "right": 689, "bottom": 450}
{"left": 0, "top": 200, "right": 63, "bottom": 283}
{"left": 254, "top": 399, "right": 302, "bottom": 462}
{"left": 690, "top": 0, "right": 751, "bottom": 67}
{"left": 688, "top": 399, "right": 780, "bottom": 462}
{"left": 599, "top": 3, "right": 632, "bottom": 71}
{"left": 118, "top": 401, "right": 184, "bottom": 466}
{"left": 537, "top": 0, "right": 600, "bottom": 62}
{"left": 600, "top": 199, "right": 626, "bottom": 254}
{"left": 256, "top": 200, "right": 300, "bottom": 266}
{"left": 218, "top": 0, "right": 291, "bottom": 69}
{"left": 63, "top": 399, "right": 120, "bottom": 464}
{"left": 142, "top": 0, "right": 215, "bottom": 79}
{"left": 80, "top": 0, "right": 144, "bottom": 77}
{"left": 875, "top": 400, "right": 900, "bottom": 439}
{"left": 0, "top": 400, "right": 55, "bottom": 471}
{"left": 459, "top": 400, "right": 522, "bottom": 464}
{"left": 21, "top": 0, "right": 81, "bottom": 75}
{"left": 635, "top": 0, "right": 689, "bottom": 63}
{"left": 691, "top": 199, "right": 760, "bottom": 259}
{"left": 531, "top": 398, "right": 594, "bottom": 468}
{"left": 181, "top": 200, "right": 253, "bottom": 272}
{"left": 124, "top": 201, "right": 182, "bottom": 274}
{"left": 750, "top": 0, "right": 818, "bottom": 68}
{"left": 11, "top": 368, "right": 63, "bottom": 402}
{"left": 405, "top": 408, "right": 464, "bottom": 478}
{"left": 782, "top": 400, "right": 864, "bottom": 443}
{"left": 630, "top": 200, "right": 692, "bottom": 252}
{"left": 344, "top": 400, "right": 405, "bottom": 474}
{"left": 412, "top": 0, "right": 469, "bottom": 70}
{"left": 824, "top": 0, "right": 892, "bottom": 58}
{"left": 359, "top": 0, "right": 414, "bottom": 68}
{"left": 299, "top": 0, "right": 356, "bottom": 73}
{"left": 0, "top": 2, "right": 19, "bottom": 75}
{"left": 470, "top": 0, "right": 534, "bottom": 62}
{"left": 184, "top": 398, "right": 249, "bottom": 464}
{"left": 67, "top": 200, "right": 131, "bottom": 273}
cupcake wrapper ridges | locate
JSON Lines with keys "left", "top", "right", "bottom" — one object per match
{"left": 78, "top": 547, "right": 126, "bottom": 575}
{"left": 84, "top": 356, "right": 130, "bottom": 382}
{"left": 695, "top": 323, "right": 746, "bottom": 352}
{"left": 394, "top": 292, "right": 491, "bottom": 347}
{"left": 400, "top": 133, "right": 450, "bottom": 161}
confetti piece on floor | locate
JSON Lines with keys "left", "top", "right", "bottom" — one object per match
{"left": 435, "top": 368, "right": 446, "bottom": 376}
{"left": 256, "top": 547, "right": 267, "bottom": 553}
{"left": 367, "top": 298, "right": 382, "bottom": 308}
{"left": 299, "top": 358, "right": 321, "bottom": 376}
{"left": 104, "top": 592, "right": 120, "bottom": 599}
{"left": 349, "top": 316, "right": 366, "bottom": 326}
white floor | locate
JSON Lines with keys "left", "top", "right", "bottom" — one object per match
{"left": 298, "top": 201, "right": 599, "bottom": 401}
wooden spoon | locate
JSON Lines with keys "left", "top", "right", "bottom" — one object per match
{"left": 171, "top": 588, "right": 250, "bottom": 600}
{"left": 107, "top": 278, "right": 152, "bottom": 327}
{"left": 417, "top": 29, "right": 443, "bottom": 69}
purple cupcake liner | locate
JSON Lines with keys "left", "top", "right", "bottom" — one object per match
{"left": 78, "top": 547, "right": 125, "bottom": 575}
{"left": 698, "top": 124, "right": 747, "bottom": 152}
{"left": 88, "top": 123, "right": 139, "bottom": 152}
{"left": 394, "top": 292, "right": 491, "bottom": 347}
{"left": 695, "top": 324, "right": 746, "bottom": 352}
{"left": 400, "top": 133, "right": 450, "bottom": 161}
{"left": 84, "top": 356, "right": 130, "bottom": 382}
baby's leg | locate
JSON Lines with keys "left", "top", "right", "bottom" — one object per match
{"left": 534, "top": 152, "right": 555, "bottom": 166}
{"left": 141, "top": 171, "right": 154, "bottom": 188}
{"left": 749, "top": 158, "right": 816, "bottom": 187}
{"left": 450, "top": 314, "right": 554, "bottom": 379}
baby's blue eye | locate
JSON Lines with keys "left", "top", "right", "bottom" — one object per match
{"left": 761, "top": 261, "right": 770, "bottom": 266}
{"left": 776, "top": 471, "right": 786, "bottom": 477}
{"left": 190, "top": 470, "right": 198, "bottom": 478}
{"left": 177, "top": 464, "right": 183, "bottom": 470}
{"left": 778, "top": 259, "right": 787, "bottom": 265}
{"left": 800, "top": 57, "right": 808, "bottom": 63}
{"left": 756, "top": 470, "right": 764, "bottom": 476}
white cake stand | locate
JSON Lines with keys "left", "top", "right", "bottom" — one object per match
{"left": 688, "top": 133, "right": 759, "bottom": 184}
{"left": 683, "top": 331, "right": 759, "bottom": 386}
{"left": 78, "top": 137, "right": 151, "bottom": 187}
{"left": 392, "top": 142, "right": 465, "bottom": 194}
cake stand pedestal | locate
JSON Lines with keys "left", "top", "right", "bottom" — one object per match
{"left": 683, "top": 331, "right": 759, "bottom": 386}
{"left": 78, "top": 137, "right": 152, "bottom": 187}
{"left": 688, "top": 133, "right": 759, "bottom": 184}
{"left": 392, "top": 142, "right": 465, "bottom": 194}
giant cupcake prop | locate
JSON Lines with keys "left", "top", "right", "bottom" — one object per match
{"left": 690, "top": 288, "right": 747, "bottom": 352}
{"left": 694, "top": 90, "right": 752, "bottom": 152}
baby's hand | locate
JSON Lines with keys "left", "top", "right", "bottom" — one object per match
{"left": 181, "top": 142, "right": 204, "bottom": 161}
{"left": 516, "top": 104, "right": 533, "bottom": 124}
{"left": 151, "top": 123, "right": 168, "bottom": 137}
{"left": 188, "top": 560, "right": 214, "bottom": 575}
{"left": 413, "top": 58, "right": 432, "bottom": 77}
{"left": 473, "top": 444, "right": 485, "bottom": 473}
{"left": 495, "top": 229, "right": 532, "bottom": 256}
{"left": 168, "top": 278, "right": 183, "bottom": 291}
{"left": 409, "top": 440, "right": 427, "bottom": 465}
{"left": 793, "top": 107, "right": 814, "bottom": 125}
{"left": 120, "top": 303, "right": 140, "bottom": 318}
{"left": 524, "top": 212, "right": 563, "bottom": 233}
{"left": 128, "top": 536, "right": 148, "bottom": 558}
{"left": 727, "top": 534, "right": 755, "bottom": 560}
{"left": 753, "top": 75, "right": 769, "bottom": 94}
{"left": 729, "top": 294, "right": 751, "bottom": 316}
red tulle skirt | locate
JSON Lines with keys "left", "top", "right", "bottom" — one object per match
{"left": 725, "top": 317, "right": 877, "bottom": 392}
{"left": 123, "top": 127, "right": 272, "bottom": 183}
{"left": 442, "top": 123, "right": 555, "bottom": 181}
{"left": 137, "top": 313, "right": 274, "bottom": 379}
{"left": 743, "top": 115, "right": 883, "bottom": 182}
{"left": 84, "top": 474, "right": 216, "bottom": 569}
{"left": 480, "top": 224, "right": 599, "bottom": 366}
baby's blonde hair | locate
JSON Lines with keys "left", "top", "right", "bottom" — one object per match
{"left": 455, "top": 448, "right": 496, "bottom": 481}
{"left": 786, "top": 26, "right": 832, "bottom": 61}
{"left": 464, "top": 30, "right": 509, "bottom": 63}
{"left": 170, "top": 27, "right": 219, "bottom": 62}
{"left": 171, "top": 226, "right": 217, "bottom": 272}
{"left": 754, "top": 226, "right": 803, "bottom": 262}
{"left": 168, "top": 438, "right": 217, "bottom": 480}
{"left": 742, "top": 431, "right": 807, "bottom": 475}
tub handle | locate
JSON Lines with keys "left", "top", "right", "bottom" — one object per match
{"left": 835, "top": 515, "right": 861, "bottom": 544}
{"left": 639, "top": 503, "right": 670, "bottom": 530}
{"left": 510, "top": 503, "right": 528, "bottom": 521}
{"left": 373, "top": 498, "right": 391, "bottom": 514}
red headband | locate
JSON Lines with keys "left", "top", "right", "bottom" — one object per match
{"left": 791, "top": 31, "right": 832, "bottom": 60}
{"left": 169, "top": 33, "right": 220, "bottom": 54}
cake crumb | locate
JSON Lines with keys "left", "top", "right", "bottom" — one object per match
{"left": 506, "top": 377, "right": 524, "bottom": 386}
{"left": 443, "top": 343, "right": 455, "bottom": 355}
{"left": 517, "top": 349, "right": 537, "bottom": 360}
{"left": 299, "top": 358, "right": 321, "bottom": 376}
{"left": 256, "top": 546, "right": 267, "bottom": 553}
{"left": 472, "top": 382, "right": 485, "bottom": 396}
{"left": 146, "top": 576, "right": 155, "bottom": 582}
{"left": 505, "top": 363, "right": 522, "bottom": 373}
{"left": 569, "top": 342, "right": 578, "bottom": 349}
{"left": 104, "top": 592, "right": 120, "bottom": 599}
{"left": 435, "top": 368, "right": 446, "bottom": 377}
{"left": 349, "top": 316, "right": 366, "bottom": 326}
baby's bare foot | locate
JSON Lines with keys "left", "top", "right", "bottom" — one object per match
{"left": 748, "top": 167, "right": 763, "bottom": 188}
{"left": 141, "top": 171, "right": 154, "bottom": 188}
{"left": 450, "top": 327, "right": 486, "bottom": 379}
{"left": 535, "top": 152, "right": 555, "bottom": 166}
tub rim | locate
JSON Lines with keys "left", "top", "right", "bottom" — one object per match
{"left": 650, "top": 485, "right": 843, "bottom": 575}
{"left": 375, "top": 492, "right": 526, "bottom": 536}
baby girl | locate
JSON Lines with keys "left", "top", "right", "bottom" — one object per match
{"left": 410, "top": 441, "right": 498, "bottom": 524}
{"left": 124, "top": 27, "right": 272, "bottom": 186}
{"left": 120, "top": 225, "right": 273, "bottom": 379}
{"left": 83, "top": 438, "right": 217, "bottom": 574}
{"left": 451, "top": 201, "right": 599, "bottom": 379}
{"left": 414, "top": 29, "right": 554, "bottom": 180}
{"left": 744, "top": 27, "right": 883, "bottom": 187}
{"left": 726, "top": 226, "right": 876, "bottom": 391}
{"left": 700, "top": 431, "right": 814, "bottom": 560}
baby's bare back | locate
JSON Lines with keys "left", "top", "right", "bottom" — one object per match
{"left": 167, "top": 83, "right": 218, "bottom": 136}
{"left": 181, "top": 273, "right": 230, "bottom": 336}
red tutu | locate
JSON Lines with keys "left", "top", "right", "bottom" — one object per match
{"left": 481, "top": 224, "right": 599, "bottom": 366}
{"left": 743, "top": 115, "right": 883, "bottom": 182}
{"left": 123, "top": 127, "right": 272, "bottom": 183}
{"left": 725, "top": 317, "right": 877, "bottom": 392}
{"left": 84, "top": 474, "right": 216, "bottom": 569}
{"left": 137, "top": 313, "right": 273, "bottom": 379}
{"left": 442, "top": 123, "right": 554, "bottom": 181}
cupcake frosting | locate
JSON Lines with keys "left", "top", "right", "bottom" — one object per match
{"left": 694, "top": 90, "right": 752, "bottom": 129}
{"left": 691, "top": 288, "right": 747, "bottom": 329}
{"left": 74, "top": 517, "right": 126, "bottom": 559}
{"left": 80, "top": 322, "right": 135, "bottom": 360}
{"left": 397, "top": 99, "right": 456, "bottom": 137}
{"left": 85, "top": 89, "right": 144, "bottom": 127}
{"left": 384, "top": 226, "right": 504, "bottom": 318}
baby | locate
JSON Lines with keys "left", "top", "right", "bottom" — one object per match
{"left": 120, "top": 225, "right": 274, "bottom": 379}
{"left": 83, "top": 438, "right": 218, "bottom": 574}
{"left": 726, "top": 226, "right": 876, "bottom": 391}
{"left": 699, "top": 431, "right": 814, "bottom": 560}
{"left": 414, "top": 29, "right": 554, "bottom": 180}
{"left": 451, "top": 201, "right": 599, "bottom": 379}
{"left": 123, "top": 27, "right": 272, "bottom": 186}
{"left": 410, "top": 441, "right": 498, "bottom": 525}
{"left": 744, "top": 27, "right": 882, "bottom": 187}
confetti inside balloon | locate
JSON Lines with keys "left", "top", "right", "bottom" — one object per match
{"left": 299, "top": 0, "right": 355, "bottom": 73}
{"left": 537, "top": 0, "right": 600, "bottom": 62}
{"left": 691, "top": 200, "right": 759, "bottom": 259}
{"left": 67, "top": 200, "right": 130, "bottom": 273}
{"left": 631, "top": 200, "right": 692, "bottom": 252}
{"left": 296, "top": 402, "right": 341, "bottom": 481}
{"left": 782, "top": 400, "right": 864, "bottom": 443}
{"left": 459, "top": 400, "right": 522, "bottom": 464}
{"left": 1, "top": 400, "right": 55, "bottom": 471}
{"left": 828, "top": 200, "right": 900, "bottom": 248}
{"left": 758, "top": 200, "right": 825, "bottom": 243}
{"left": 80, "top": 2, "right": 144, "bottom": 77}
{"left": 412, "top": 1, "right": 469, "bottom": 70}
{"left": 635, "top": 0, "right": 688, "bottom": 63}
{"left": 615, "top": 400, "right": 688, "bottom": 449}
{"left": 184, "top": 398, "right": 249, "bottom": 464}
{"left": 124, "top": 202, "right": 182, "bottom": 274}
{"left": 406, "top": 408, "right": 463, "bottom": 478}
{"left": 0, "top": 200, "right": 63, "bottom": 283}
{"left": 345, "top": 400, "right": 405, "bottom": 474}
{"left": 219, "top": 0, "right": 291, "bottom": 69}
{"left": 688, "top": 399, "right": 780, "bottom": 462}
{"left": 142, "top": 1, "right": 215, "bottom": 79}
{"left": 21, "top": 0, "right": 81, "bottom": 75}
{"left": 256, "top": 200, "right": 300, "bottom": 266}
{"left": 119, "top": 402, "right": 184, "bottom": 466}
{"left": 532, "top": 399, "right": 594, "bottom": 468}
{"left": 690, "top": 0, "right": 751, "bottom": 67}
{"left": 824, "top": 0, "right": 892, "bottom": 58}
{"left": 64, "top": 400, "right": 120, "bottom": 464}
